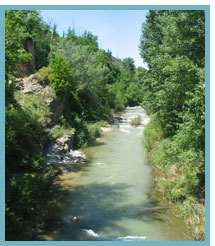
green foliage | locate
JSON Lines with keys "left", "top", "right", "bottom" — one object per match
{"left": 5, "top": 11, "right": 146, "bottom": 241}
{"left": 48, "top": 55, "right": 74, "bottom": 95}
{"left": 87, "top": 120, "right": 108, "bottom": 140}
{"left": 97, "top": 120, "right": 109, "bottom": 127}
{"left": 6, "top": 166, "right": 65, "bottom": 240}
{"left": 131, "top": 115, "right": 142, "bottom": 127}
{"left": 47, "top": 30, "right": 142, "bottom": 122}
{"left": 15, "top": 91, "right": 54, "bottom": 127}
{"left": 176, "top": 68, "right": 205, "bottom": 152}
{"left": 140, "top": 10, "right": 205, "bottom": 138}
{"left": 5, "top": 9, "right": 205, "bottom": 241}
{"left": 106, "top": 83, "right": 126, "bottom": 112}
{"left": 125, "top": 81, "right": 142, "bottom": 106}
{"left": 143, "top": 116, "right": 163, "bottom": 151}
{"left": 50, "top": 125, "right": 70, "bottom": 139}
{"left": 66, "top": 28, "right": 99, "bottom": 52}
{"left": 122, "top": 57, "right": 135, "bottom": 74}
{"left": 87, "top": 123, "right": 102, "bottom": 139}
{"left": 21, "top": 10, "right": 53, "bottom": 70}
{"left": 5, "top": 10, "right": 53, "bottom": 77}
{"left": 38, "top": 66, "right": 51, "bottom": 85}
{"left": 143, "top": 116, "right": 204, "bottom": 239}
{"left": 5, "top": 93, "right": 65, "bottom": 240}
{"left": 140, "top": 13, "right": 205, "bottom": 238}
{"left": 96, "top": 49, "right": 120, "bottom": 84}
{"left": 140, "top": 10, "right": 206, "bottom": 234}
{"left": 70, "top": 113, "right": 89, "bottom": 148}
{"left": 50, "top": 116, "right": 75, "bottom": 139}
{"left": 5, "top": 98, "right": 45, "bottom": 172}
{"left": 55, "top": 40, "right": 109, "bottom": 119}
{"left": 5, "top": 10, "right": 31, "bottom": 79}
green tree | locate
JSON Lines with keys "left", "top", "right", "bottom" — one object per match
{"left": 140, "top": 11, "right": 205, "bottom": 238}
{"left": 5, "top": 10, "right": 31, "bottom": 80}
{"left": 48, "top": 55, "right": 74, "bottom": 95}
{"left": 140, "top": 10, "right": 205, "bottom": 137}
{"left": 5, "top": 11, "right": 65, "bottom": 240}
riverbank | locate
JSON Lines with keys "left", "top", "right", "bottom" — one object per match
{"left": 54, "top": 124, "right": 115, "bottom": 186}
{"left": 143, "top": 116, "right": 205, "bottom": 241}
{"left": 150, "top": 166, "right": 204, "bottom": 241}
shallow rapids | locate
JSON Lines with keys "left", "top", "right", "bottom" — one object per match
{"left": 41, "top": 107, "right": 192, "bottom": 241}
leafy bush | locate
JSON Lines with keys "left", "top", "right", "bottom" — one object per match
{"left": 87, "top": 122, "right": 102, "bottom": 139}
{"left": 71, "top": 113, "right": 89, "bottom": 148}
{"left": 131, "top": 115, "right": 142, "bottom": 127}
{"left": 48, "top": 55, "right": 74, "bottom": 95}
{"left": 50, "top": 125, "right": 73, "bottom": 139}
{"left": 143, "top": 116, "right": 163, "bottom": 151}
{"left": 86, "top": 120, "right": 109, "bottom": 140}
{"left": 38, "top": 66, "right": 51, "bottom": 85}
{"left": 50, "top": 116, "right": 75, "bottom": 139}
{"left": 6, "top": 165, "right": 65, "bottom": 240}
{"left": 97, "top": 120, "right": 109, "bottom": 127}
{"left": 5, "top": 96, "right": 66, "bottom": 240}
{"left": 15, "top": 92, "right": 53, "bottom": 127}
{"left": 6, "top": 103, "right": 44, "bottom": 172}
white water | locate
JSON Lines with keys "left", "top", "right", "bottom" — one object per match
{"left": 83, "top": 229, "right": 146, "bottom": 241}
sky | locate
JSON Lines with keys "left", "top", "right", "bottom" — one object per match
{"left": 40, "top": 10, "right": 148, "bottom": 68}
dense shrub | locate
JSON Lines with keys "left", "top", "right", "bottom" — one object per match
{"left": 143, "top": 116, "right": 163, "bottom": 151}
{"left": 15, "top": 92, "right": 54, "bottom": 127}
{"left": 87, "top": 123, "right": 102, "bottom": 139}
{"left": 140, "top": 11, "right": 205, "bottom": 240}
{"left": 131, "top": 115, "right": 142, "bottom": 127}
{"left": 38, "top": 66, "right": 51, "bottom": 85}
{"left": 5, "top": 96, "right": 65, "bottom": 240}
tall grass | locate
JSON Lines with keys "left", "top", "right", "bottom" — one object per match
{"left": 143, "top": 115, "right": 205, "bottom": 240}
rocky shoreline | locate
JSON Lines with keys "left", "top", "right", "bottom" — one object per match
{"left": 45, "top": 125, "right": 114, "bottom": 172}
{"left": 45, "top": 132, "right": 86, "bottom": 172}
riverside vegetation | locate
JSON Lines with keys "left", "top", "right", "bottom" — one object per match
{"left": 5, "top": 10, "right": 205, "bottom": 240}
{"left": 140, "top": 11, "right": 205, "bottom": 240}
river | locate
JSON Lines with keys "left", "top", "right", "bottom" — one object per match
{"left": 40, "top": 106, "right": 192, "bottom": 241}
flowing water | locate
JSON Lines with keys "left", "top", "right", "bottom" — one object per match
{"left": 41, "top": 107, "right": 193, "bottom": 241}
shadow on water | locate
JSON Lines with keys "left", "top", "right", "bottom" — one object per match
{"left": 44, "top": 182, "right": 167, "bottom": 241}
{"left": 88, "top": 141, "right": 107, "bottom": 147}
{"left": 55, "top": 162, "right": 90, "bottom": 173}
